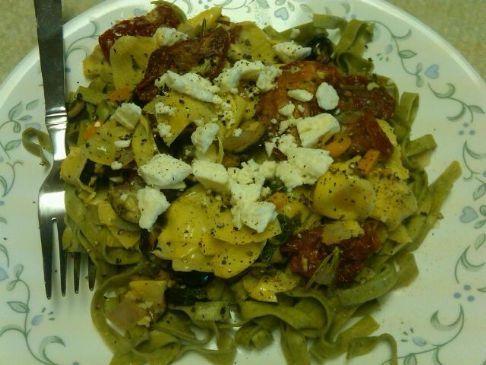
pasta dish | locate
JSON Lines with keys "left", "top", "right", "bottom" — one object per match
{"left": 54, "top": 2, "right": 460, "bottom": 364}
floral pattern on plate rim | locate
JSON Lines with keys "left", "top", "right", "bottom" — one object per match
{"left": 0, "top": 0, "right": 484, "bottom": 364}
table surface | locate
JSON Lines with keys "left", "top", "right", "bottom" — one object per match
{"left": 0, "top": 0, "right": 484, "bottom": 84}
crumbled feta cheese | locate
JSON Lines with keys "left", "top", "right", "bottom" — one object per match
{"left": 233, "top": 128, "right": 242, "bottom": 137}
{"left": 155, "top": 102, "right": 175, "bottom": 116}
{"left": 316, "top": 82, "right": 339, "bottom": 110}
{"left": 238, "top": 201, "right": 277, "bottom": 233}
{"left": 138, "top": 153, "right": 192, "bottom": 189}
{"left": 286, "top": 147, "right": 333, "bottom": 181}
{"left": 226, "top": 159, "right": 278, "bottom": 232}
{"left": 265, "top": 134, "right": 298, "bottom": 156}
{"left": 273, "top": 41, "right": 312, "bottom": 62}
{"left": 154, "top": 27, "right": 188, "bottom": 47}
{"left": 191, "top": 122, "right": 220, "bottom": 154}
{"left": 112, "top": 103, "right": 142, "bottom": 130}
{"left": 256, "top": 65, "right": 282, "bottom": 92}
{"left": 278, "top": 103, "right": 295, "bottom": 117}
{"left": 114, "top": 139, "right": 131, "bottom": 149}
{"left": 228, "top": 159, "right": 276, "bottom": 187}
{"left": 157, "top": 123, "right": 173, "bottom": 142}
{"left": 295, "top": 113, "right": 340, "bottom": 147}
{"left": 276, "top": 148, "right": 333, "bottom": 190}
{"left": 111, "top": 161, "right": 123, "bottom": 170}
{"left": 192, "top": 160, "right": 229, "bottom": 193}
{"left": 137, "top": 187, "right": 170, "bottom": 230}
{"left": 229, "top": 180, "right": 262, "bottom": 205}
{"left": 259, "top": 161, "right": 277, "bottom": 179}
{"left": 275, "top": 161, "right": 306, "bottom": 190}
{"left": 216, "top": 60, "right": 265, "bottom": 93}
{"left": 156, "top": 71, "right": 222, "bottom": 104}
{"left": 287, "top": 89, "right": 313, "bottom": 102}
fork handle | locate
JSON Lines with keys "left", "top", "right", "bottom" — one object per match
{"left": 34, "top": 0, "right": 68, "bottom": 160}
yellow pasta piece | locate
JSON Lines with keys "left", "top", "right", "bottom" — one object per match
{"left": 83, "top": 45, "right": 112, "bottom": 81}
{"left": 110, "top": 36, "right": 157, "bottom": 91}
{"left": 313, "top": 169, "right": 376, "bottom": 220}
{"left": 60, "top": 146, "right": 93, "bottom": 193}
{"left": 242, "top": 269, "right": 301, "bottom": 302}
{"left": 228, "top": 22, "right": 278, "bottom": 63}
{"left": 377, "top": 119, "right": 409, "bottom": 179}
{"left": 321, "top": 220, "right": 364, "bottom": 245}
{"left": 132, "top": 115, "right": 158, "bottom": 167}
{"left": 84, "top": 119, "right": 131, "bottom": 165}
{"left": 368, "top": 174, "right": 418, "bottom": 229}
{"left": 177, "top": 6, "right": 222, "bottom": 37}
{"left": 211, "top": 241, "right": 266, "bottom": 279}
{"left": 155, "top": 91, "right": 216, "bottom": 146}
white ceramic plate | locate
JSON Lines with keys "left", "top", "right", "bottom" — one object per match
{"left": 0, "top": 0, "right": 485, "bottom": 364}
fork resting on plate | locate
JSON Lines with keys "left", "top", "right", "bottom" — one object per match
{"left": 34, "top": 0, "right": 95, "bottom": 299}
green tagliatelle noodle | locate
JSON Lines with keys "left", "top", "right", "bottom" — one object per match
{"left": 24, "top": 2, "right": 462, "bottom": 364}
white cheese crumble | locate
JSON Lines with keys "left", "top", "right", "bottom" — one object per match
{"left": 112, "top": 103, "right": 142, "bottom": 130}
{"left": 287, "top": 89, "right": 313, "bottom": 102}
{"left": 156, "top": 71, "right": 222, "bottom": 104}
{"left": 191, "top": 122, "right": 220, "bottom": 154}
{"left": 153, "top": 27, "right": 188, "bottom": 47}
{"left": 157, "top": 123, "right": 173, "bottom": 143}
{"left": 138, "top": 153, "right": 192, "bottom": 189}
{"left": 137, "top": 187, "right": 170, "bottom": 230}
{"left": 237, "top": 201, "right": 277, "bottom": 233}
{"left": 226, "top": 159, "right": 278, "bottom": 232}
{"left": 216, "top": 60, "right": 265, "bottom": 93}
{"left": 155, "top": 102, "right": 175, "bottom": 116}
{"left": 264, "top": 134, "right": 298, "bottom": 156}
{"left": 114, "top": 139, "right": 131, "bottom": 149}
{"left": 192, "top": 160, "right": 229, "bottom": 193}
{"left": 216, "top": 61, "right": 282, "bottom": 94}
{"left": 316, "top": 82, "right": 339, "bottom": 110}
{"left": 228, "top": 159, "right": 276, "bottom": 187}
{"left": 233, "top": 128, "right": 242, "bottom": 137}
{"left": 229, "top": 180, "right": 262, "bottom": 205}
{"left": 277, "top": 113, "right": 340, "bottom": 147}
{"left": 256, "top": 65, "right": 282, "bottom": 92}
{"left": 275, "top": 161, "right": 306, "bottom": 190}
{"left": 273, "top": 41, "right": 312, "bottom": 62}
{"left": 276, "top": 148, "right": 333, "bottom": 190}
{"left": 295, "top": 113, "right": 340, "bottom": 147}
{"left": 287, "top": 147, "right": 333, "bottom": 181}
{"left": 278, "top": 103, "right": 295, "bottom": 117}
{"left": 110, "top": 161, "right": 123, "bottom": 170}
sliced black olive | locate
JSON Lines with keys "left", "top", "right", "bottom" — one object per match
{"left": 165, "top": 287, "right": 207, "bottom": 306}
{"left": 307, "top": 35, "right": 334, "bottom": 64}
{"left": 79, "top": 159, "right": 96, "bottom": 185}
{"left": 172, "top": 270, "right": 214, "bottom": 287}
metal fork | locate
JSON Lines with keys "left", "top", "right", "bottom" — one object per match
{"left": 34, "top": 0, "right": 95, "bottom": 299}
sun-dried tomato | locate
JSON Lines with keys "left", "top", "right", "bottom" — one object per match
{"left": 281, "top": 227, "right": 326, "bottom": 278}
{"left": 336, "top": 75, "right": 395, "bottom": 120}
{"left": 256, "top": 61, "right": 395, "bottom": 136}
{"left": 344, "top": 112, "right": 394, "bottom": 160}
{"left": 281, "top": 221, "right": 381, "bottom": 286}
{"left": 99, "top": 4, "right": 183, "bottom": 60}
{"left": 135, "top": 26, "right": 231, "bottom": 102}
{"left": 334, "top": 221, "right": 381, "bottom": 285}
{"left": 256, "top": 61, "right": 340, "bottom": 131}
